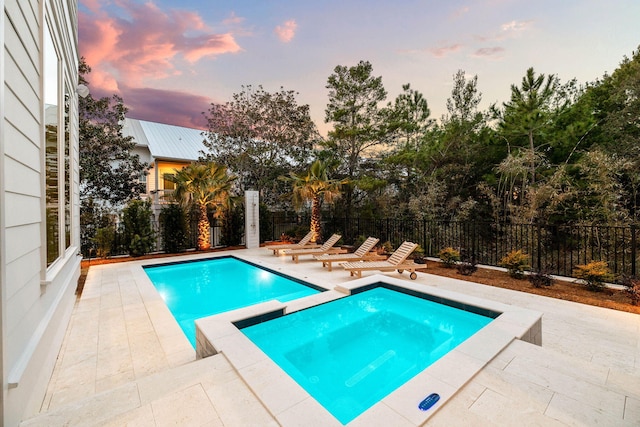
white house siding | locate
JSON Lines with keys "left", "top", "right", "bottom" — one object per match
{"left": 2, "top": 0, "right": 80, "bottom": 425}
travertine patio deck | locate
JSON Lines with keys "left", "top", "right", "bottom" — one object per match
{"left": 21, "top": 247, "right": 640, "bottom": 426}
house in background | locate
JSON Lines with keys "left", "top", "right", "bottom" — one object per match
{"left": 1, "top": 0, "right": 81, "bottom": 425}
{"left": 121, "top": 117, "right": 208, "bottom": 217}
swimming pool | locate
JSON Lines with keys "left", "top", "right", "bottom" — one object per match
{"left": 143, "top": 256, "right": 322, "bottom": 347}
{"left": 241, "top": 286, "right": 493, "bottom": 424}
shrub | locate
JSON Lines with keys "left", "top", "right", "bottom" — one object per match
{"left": 500, "top": 250, "right": 530, "bottom": 279}
{"left": 159, "top": 204, "right": 188, "bottom": 253}
{"left": 283, "top": 225, "right": 309, "bottom": 241}
{"left": 122, "top": 199, "right": 155, "bottom": 257}
{"left": 617, "top": 275, "right": 640, "bottom": 305}
{"left": 573, "top": 261, "right": 612, "bottom": 291}
{"left": 220, "top": 203, "right": 245, "bottom": 247}
{"left": 528, "top": 269, "right": 554, "bottom": 288}
{"left": 410, "top": 244, "right": 426, "bottom": 264}
{"left": 93, "top": 225, "right": 115, "bottom": 258}
{"left": 379, "top": 241, "right": 394, "bottom": 254}
{"left": 439, "top": 247, "right": 460, "bottom": 268}
{"left": 352, "top": 235, "right": 368, "bottom": 249}
{"left": 456, "top": 260, "right": 477, "bottom": 276}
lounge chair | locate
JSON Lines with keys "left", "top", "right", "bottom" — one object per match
{"left": 284, "top": 234, "right": 346, "bottom": 263}
{"left": 341, "top": 241, "right": 419, "bottom": 279}
{"left": 313, "top": 237, "right": 385, "bottom": 271}
{"left": 263, "top": 231, "right": 320, "bottom": 255}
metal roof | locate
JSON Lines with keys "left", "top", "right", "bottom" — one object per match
{"left": 122, "top": 118, "right": 207, "bottom": 161}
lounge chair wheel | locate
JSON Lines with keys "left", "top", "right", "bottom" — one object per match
{"left": 410, "top": 272, "right": 417, "bottom": 280}
{"left": 398, "top": 269, "right": 403, "bottom": 274}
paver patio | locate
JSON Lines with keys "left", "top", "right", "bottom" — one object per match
{"left": 21, "top": 247, "right": 640, "bottom": 426}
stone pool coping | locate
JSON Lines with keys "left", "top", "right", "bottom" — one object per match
{"left": 195, "top": 274, "right": 542, "bottom": 426}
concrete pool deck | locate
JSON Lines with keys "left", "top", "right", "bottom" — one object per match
{"left": 20, "top": 247, "right": 640, "bottom": 426}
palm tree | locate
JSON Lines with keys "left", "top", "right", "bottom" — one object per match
{"left": 167, "top": 162, "right": 236, "bottom": 250}
{"left": 281, "top": 159, "right": 346, "bottom": 242}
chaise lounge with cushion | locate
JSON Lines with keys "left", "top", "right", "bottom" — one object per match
{"left": 313, "top": 237, "right": 385, "bottom": 271}
{"left": 341, "top": 241, "right": 419, "bottom": 279}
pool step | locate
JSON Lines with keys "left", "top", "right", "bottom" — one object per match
{"left": 20, "top": 354, "right": 278, "bottom": 427}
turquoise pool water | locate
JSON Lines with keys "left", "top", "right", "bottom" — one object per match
{"left": 241, "top": 287, "right": 492, "bottom": 424}
{"left": 143, "top": 257, "right": 321, "bottom": 347}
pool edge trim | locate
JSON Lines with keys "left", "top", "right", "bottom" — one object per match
{"left": 197, "top": 274, "right": 543, "bottom": 426}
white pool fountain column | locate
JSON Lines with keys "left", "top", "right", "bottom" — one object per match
{"left": 245, "top": 191, "right": 260, "bottom": 249}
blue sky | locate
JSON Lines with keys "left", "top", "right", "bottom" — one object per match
{"left": 79, "top": 0, "right": 640, "bottom": 135}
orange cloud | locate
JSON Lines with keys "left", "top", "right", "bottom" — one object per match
{"left": 275, "top": 20, "right": 297, "bottom": 43}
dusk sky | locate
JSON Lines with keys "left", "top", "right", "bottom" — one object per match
{"left": 79, "top": 0, "right": 640, "bottom": 136}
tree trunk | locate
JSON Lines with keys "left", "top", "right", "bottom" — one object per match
{"left": 310, "top": 195, "right": 321, "bottom": 243}
{"left": 197, "top": 203, "right": 211, "bottom": 250}
{"left": 529, "top": 129, "right": 536, "bottom": 185}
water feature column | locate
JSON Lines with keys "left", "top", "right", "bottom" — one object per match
{"left": 245, "top": 191, "right": 260, "bottom": 248}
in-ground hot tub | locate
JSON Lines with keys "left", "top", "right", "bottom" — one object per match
{"left": 195, "top": 275, "right": 542, "bottom": 426}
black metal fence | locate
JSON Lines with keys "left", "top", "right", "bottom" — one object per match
{"left": 82, "top": 219, "right": 223, "bottom": 258}
{"left": 266, "top": 214, "right": 639, "bottom": 278}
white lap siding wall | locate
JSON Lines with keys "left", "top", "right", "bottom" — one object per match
{"left": 1, "top": 0, "right": 80, "bottom": 425}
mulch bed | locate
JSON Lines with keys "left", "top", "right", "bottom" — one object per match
{"left": 416, "top": 262, "right": 640, "bottom": 315}
{"left": 77, "top": 247, "right": 640, "bottom": 315}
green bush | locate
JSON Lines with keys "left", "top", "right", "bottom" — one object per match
{"left": 439, "top": 247, "right": 460, "bottom": 268}
{"left": 500, "top": 250, "right": 530, "bottom": 279}
{"left": 379, "top": 241, "right": 394, "bottom": 254}
{"left": 528, "top": 269, "right": 554, "bottom": 288}
{"left": 352, "top": 235, "right": 368, "bottom": 248}
{"left": 574, "top": 261, "right": 612, "bottom": 291}
{"left": 410, "top": 244, "right": 426, "bottom": 263}
{"left": 220, "top": 203, "right": 244, "bottom": 246}
{"left": 456, "top": 260, "right": 478, "bottom": 276}
{"left": 122, "top": 199, "right": 155, "bottom": 257}
{"left": 618, "top": 275, "right": 640, "bottom": 305}
{"left": 159, "top": 204, "right": 188, "bottom": 253}
{"left": 93, "top": 226, "right": 115, "bottom": 258}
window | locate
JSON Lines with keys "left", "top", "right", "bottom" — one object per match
{"left": 44, "top": 23, "right": 60, "bottom": 266}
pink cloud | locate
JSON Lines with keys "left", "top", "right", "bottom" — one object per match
{"left": 475, "top": 19, "right": 534, "bottom": 43}
{"left": 79, "top": 2, "right": 241, "bottom": 87}
{"left": 451, "top": 6, "right": 470, "bottom": 19}
{"left": 275, "top": 20, "right": 297, "bottom": 43}
{"left": 471, "top": 47, "right": 505, "bottom": 58}
{"left": 223, "top": 11, "right": 244, "bottom": 25}
{"left": 428, "top": 43, "right": 462, "bottom": 58}
{"left": 501, "top": 20, "right": 533, "bottom": 33}
{"left": 81, "top": 0, "right": 102, "bottom": 14}
{"left": 121, "top": 85, "right": 212, "bottom": 130}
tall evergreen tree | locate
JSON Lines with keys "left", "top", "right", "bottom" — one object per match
{"left": 497, "top": 67, "right": 558, "bottom": 185}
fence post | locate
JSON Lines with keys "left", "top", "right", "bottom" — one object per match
{"left": 422, "top": 218, "right": 427, "bottom": 254}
